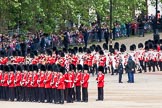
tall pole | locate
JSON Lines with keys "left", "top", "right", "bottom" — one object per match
{"left": 155, "top": 0, "right": 158, "bottom": 31}
{"left": 153, "top": 0, "right": 160, "bottom": 41}
{"left": 110, "top": 0, "right": 113, "bottom": 40}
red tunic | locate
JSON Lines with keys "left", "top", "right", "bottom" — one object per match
{"left": 82, "top": 73, "right": 89, "bottom": 88}
{"left": 2, "top": 73, "right": 8, "bottom": 87}
{"left": 87, "top": 54, "right": 93, "bottom": 67}
{"left": 51, "top": 73, "right": 58, "bottom": 89}
{"left": 72, "top": 56, "right": 78, "bottom": 66}
{"left": 45, "top": 73, "right": 52, "bottom": 88}
{"left": 15, "top": 73, "right": 22, "bottom": 87}
{"left": 65, "top": 72, "right": 74, "bottom": 88}
{"left": 75, "top": 72, "right": 82, "bottom": 86}
{"left": 27, "top": 73, "right": 32, "bottom": 87}
{"left": 38, "top": 72, "right": 45, "bottom": 88}
{"left": 22, "top": 73, "right": 28, "bottom": 87}
{"left": 0, "top": 72, "right": 2, "bottom": 86}
{"left": 8, "top": 73, "right": 15, "bottom": 88}
{"left": 57, "top": 75, "right": 65, "bottom": 90}
{"left": 33, "top": 73, "right": 38, "bottom": 87}
{"left": 99, "top": 55, "right": 106, "bottom": 67}
{"left": 96, "top": 73, "right": 104, "bottom": 87}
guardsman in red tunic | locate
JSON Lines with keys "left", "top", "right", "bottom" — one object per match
{"left": 2, "top": 65, "right": 9, "bottom": 100}
{"left": 57, "top": 69, "right": 65, "bottom": 104}
{"left": 26, "top": 65, "right": 33, "bottom": 101}
{"left": 65, "top": 64, "right": 75, "bottom": 103}
{"left": 96, "top": 66, "right": 105, "bottom": 101}
{"left": 15, "top": 65, "right": 22, "bottom": 101}
{"left": 8, "top": 65, "right": 15, "bottom": 101}
{"left": 37, "top": 65, "right": 46, "bottom": 103}
{"left": 51, "top": 64, "right": 59, "bottom": 104}
{"left": 32, "top": 65, "right": 39, "bottom": 102}
{"left": 98, "top": 50, "right": 107, "bottom": 74}
{"left": 71, "top": 53, "right": 78, "bottom": 70}
{"left": 81, "top": 64, "right": 90, "bottom": 102}
{"left": 75, "top": 64, "right": 82, "bottom": 102}
{"left": 0, "top": 65, "right": 3, "bottom": 100}
{"left": 44, "top": 65, "right": 52, "bottom": 103}
{"left": 87, "top": 51, "right": 94, "bottom": 76}
{"left": 21, "top": 65, "right": 28, "bottom": 102}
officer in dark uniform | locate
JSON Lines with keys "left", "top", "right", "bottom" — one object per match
{"left": 118, "top": 59, "right": 124, "bottom": 83}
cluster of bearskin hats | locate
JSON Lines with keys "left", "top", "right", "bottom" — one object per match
{"left": 0, "top": 64, "right": 62, "bottom": 73}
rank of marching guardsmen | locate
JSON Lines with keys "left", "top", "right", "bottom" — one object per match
{"left": 1, "top": 38, "right": 162, "bottom": 104}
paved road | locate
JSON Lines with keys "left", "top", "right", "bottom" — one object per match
{"left": 1, "top": 33, "right": 162, "bottom": 108}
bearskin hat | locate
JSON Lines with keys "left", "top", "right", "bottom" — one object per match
{"left": 86, "top": 48, "right": 91, "bottom": 54}
{"left": 83, "top": 64, "right": 89, "bottom": 71}
{"left": 17, "top": 65, "right": 22, "bottom": 71}
{"left": 138, "top": 43, "right": 144, "bottom": 48}
{"left": 132, "top": 44, "right": 136, "bottom": 50}
{"left": 99, "top": 50, "right": 104, "bottom": 55}
{"left": 98, "top": 66, "right": 104, "bottom": 73}
{"left": 114, "top": 42, "right": 119, "bottom": 51}
{"left": 23, "top": 64, "right": 29, "bottom": 71}
{"left": 4, "top": 65, "right": 9, "bottom": 72}
{"left": 9, "top": 65, "right": 15, "bottom": 72}
{"left": 103, "top": 43, "right": 108, "bottom": 50}
{"left": 40, "top": 65, "right": 46, "bottom": 71}
{"left": 77, "top": 64, "right": 82, "bottom": 71}
{"left": 33, "top": 65, "right": 38, "bottom": 71}
{"left": 130, "top": 45, "right": 134, "bottom": 51}
{"left": 79, "top": 47, "right": 83, "bottom": 53}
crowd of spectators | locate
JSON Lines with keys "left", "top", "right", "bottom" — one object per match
{"left": 0, "top": 14, "right": 161, "bottom": 57}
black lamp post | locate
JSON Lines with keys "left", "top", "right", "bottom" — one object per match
{"left": 109, "top": 0, "right": 113, "bottom": 52}
{"left": 154, "top": 0, "right": 160, "bottom": 41}
{"left": 110, "top": 0, "right": 113, "bottom": 40}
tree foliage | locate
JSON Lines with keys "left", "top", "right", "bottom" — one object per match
{"left": 0, "top": 0, "right": 160, "bottom": 33}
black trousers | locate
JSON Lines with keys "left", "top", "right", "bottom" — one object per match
{"left": 82, "top": 87, "right": 88, "bottom": 102}
{"left": 26, "top": 87, "right": 32, "bottom": 101}
{"left": 76, "top": 86, "right": 81, "bottom": 101}
{"left": 15, "top": 86, "right": 22, "bottom": 101}
{"left": 159, "top": 61, "right": 162, "bottom": 71}
{"left": 88, "top": 66, "right": 94, "bottom": 76}
{"left": 139, "top": 60, "right": 144, "bottom": 72}
{"left": 147, "top": 61, "right": 152, "bottom": 72}
{"left": 9, "top": 87, "right": 15, "bottom": 101}
{"left": 39, "top": 87, "right": 45, "bottom": 102}
{"left": 21, "top": 87, "right": 27, "bottom": 101}
{"left": 93, "top": 64, "right": 98, "bottom": 75}
{"left": 58, "top": 89, "right": 64, "bottom": 104}
{"left": 33, "top": 87, "right": 38, "bottom": 102}
{"left": 52, "top": 88, "right": 58, "bottom": 103}
{"left": 67, "top": 88, "right": 73, "bottom": 102}
{"left": 0, "top": 86, "right": 3, "bottom": 99}
{"left": 45, "top": 88, "right": 52, "bottom": 103}
{"left": 3, "top": 86, "right": 9, "bottom": 100}
{"left": 98, "top": 87, "right": 104, "bottom": 100}
{"left": 119, "top": 73, "right": 123, "bottom": 83}
{"left": 144, "top": 61, "right": 147, "bottom": 72}
{"left": 64, "top": 88, "right": 68, "bottom": 101}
